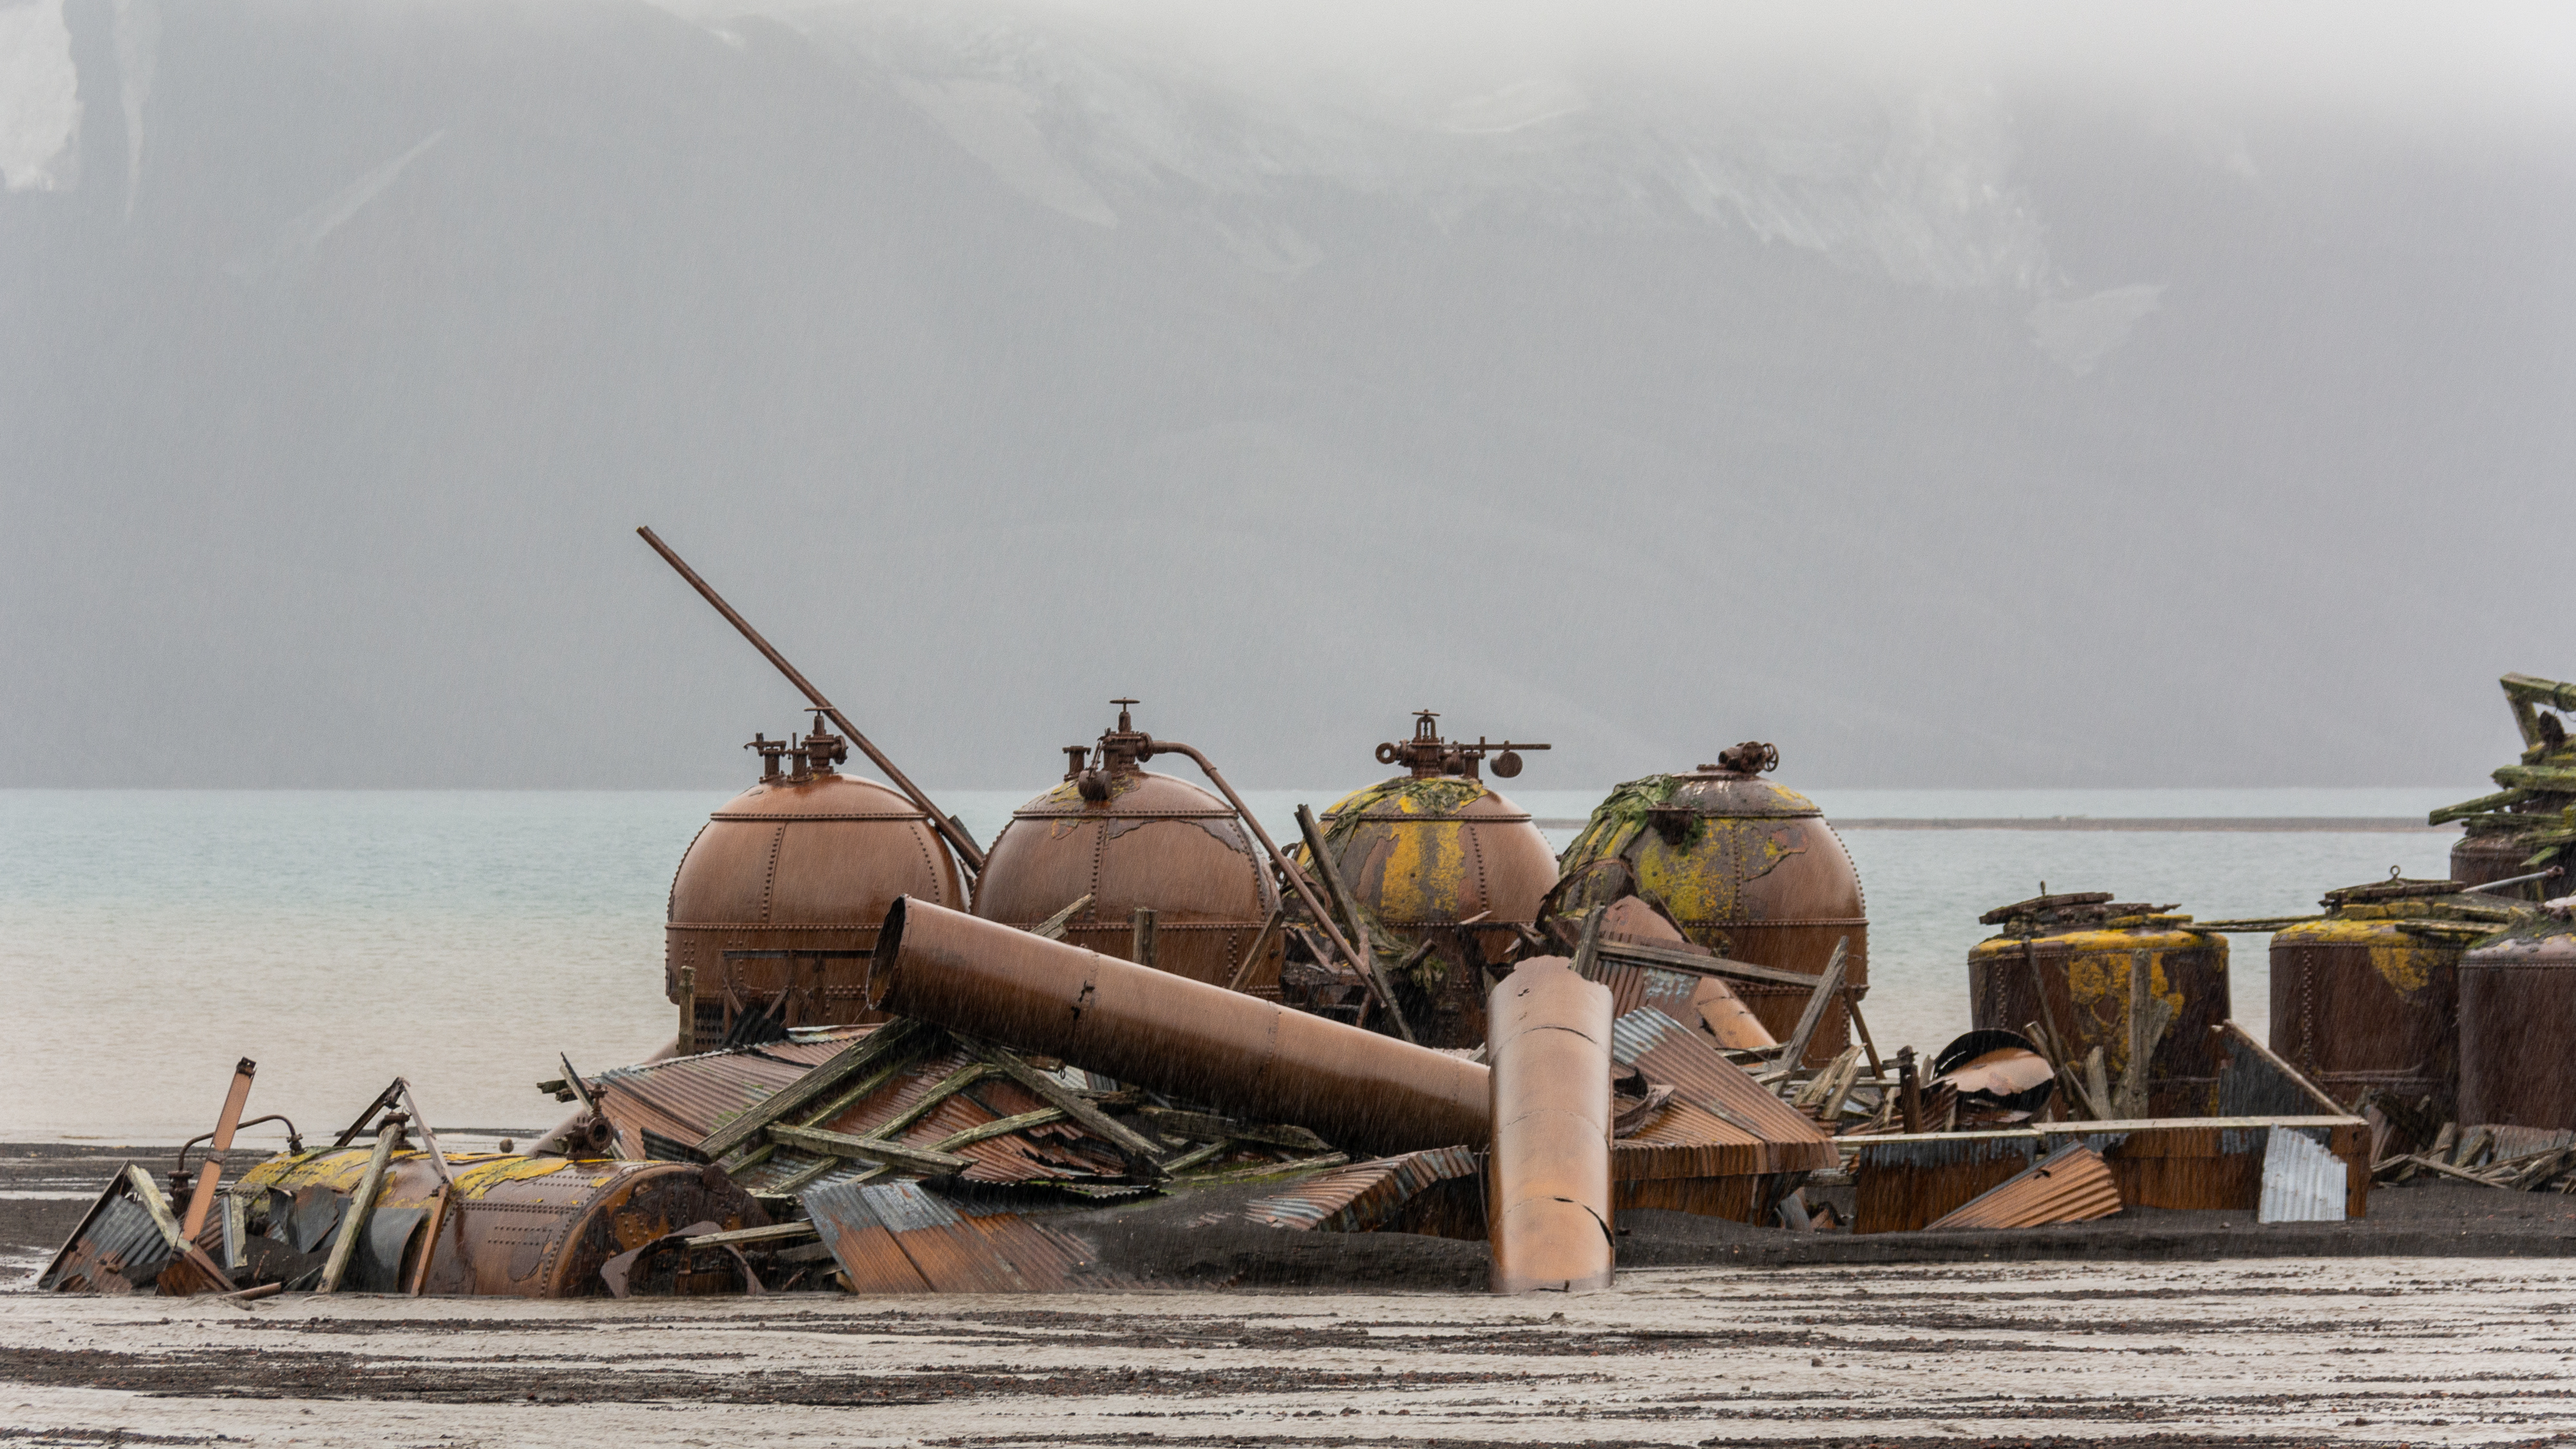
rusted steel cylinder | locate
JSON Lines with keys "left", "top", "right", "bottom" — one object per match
{"left": 1968, "top": 905, "right": 2231, "bottom": 1116}
{"left": 869, "top": 897, "right": 1487, "bottom": 1157}
{"left": 2270, "top": 916, "right": 2463, "bottom": 1115}
{"left": 232, "top": 1151, "right": 764, "bottom": 1297}
{"left": 1486, "top": 957, "right": 1615, "bottom": 1294}
{"left": 2459, "top": 928, "right": 2576, "bottom": 1129}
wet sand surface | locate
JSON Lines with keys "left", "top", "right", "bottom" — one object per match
{"left": 3, "top": 1258, "right": 2574, "bottom": 1447}
{"left": 11, "top": 1148, "right": 2576, "bottom": 1446}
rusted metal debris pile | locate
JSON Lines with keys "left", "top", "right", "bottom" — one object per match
{"left": 41, "top": 542, "right": 2573, "bottom": 1302}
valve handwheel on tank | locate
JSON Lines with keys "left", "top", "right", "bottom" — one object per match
{"left": 665, "top": 715, "right": 968, "bottom": 1050}
{"left": 1298, "top": 712, "right": 1559, "bottom": 1048}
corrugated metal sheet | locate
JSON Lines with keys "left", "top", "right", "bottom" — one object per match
{"left": 1580, "top": 959, "right": 1702, "bottom": 1023}
{"left": 2257, "top": 1126, "right": 2345, "bottom": 1224}
{"left": 1924, "top": 1144, "right": 2122, "bottom": 1231}
{"left": 803, "top": 1180, "right": 1128, "bottom": 1293}
{"left": 1240, "top": 1147, "right": 1481, "bottom": 1233}
{"left": 592, "top": 1038, "right": 861, "bottom": 1155}
{"left": 1850, "top": 1133, "right": 2040, "bottom": 1234}
{"left": 39, "top": 1165, "right": 184, "bottom": 1294}
{"left": 1609, "top": 1008, "right": 1837, "bottom": 1173}
{"left": 603, "top": 1031, "right": 1135, "bottom": 1190}
{"left": 2485, "top": 1125, "right": 2576, "bottom": 1160}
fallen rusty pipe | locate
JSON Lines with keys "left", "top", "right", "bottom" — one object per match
{"left": 867, "top": 898, "right": 1486, "bottom": 1157}
{"left": 1487, "top": 957, "right": 1614, "bottom": 1294}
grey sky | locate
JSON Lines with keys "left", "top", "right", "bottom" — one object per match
{"left": 3, "top": 0, "right": 2570, "bottom": 792}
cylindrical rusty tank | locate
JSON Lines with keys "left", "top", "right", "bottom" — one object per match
{"left": 666, "top": 721, "right": 968, "bottom": 1051}
{"left": 2459, "top": 919, "right": 2576, "bottom": 1130}
{"left": 1555, "top": 742, "right": 1867, "bottom": 1063}
{"left": 2453, "top": 822, "right": 2550, "bottom": 898}
{"left": 231, "top": 1150, "right": 766, "bottom": 1297}
{"left": 1967, "top": 892, "right": 2231, "bottom": 1117}
{"left": 1302, "top": 712, "right": 1559, "bottom": 1046}
{"left": 2268, "top": 876, "right": 2509, "bottom": 1118}
{"left": 1486, "top": 957, "right": 1614, "bottom": 1295}
{"left": 972, "top": 701, "right": 1282, "bottom": 991}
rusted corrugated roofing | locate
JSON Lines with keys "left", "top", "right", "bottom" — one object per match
{"left": 1582, "top": 958, "right": 1702, "bottom": 1023}
{"left": 39, "top": 1165, "right": 185, "bottom": 1294}
{"left": 1609, "top": 1008, "right": 1836, "bottom": 1172}
{"left": 591, "top": 1037, "right": 862, "bottom": 1155}
{"left": 1924, "top": 1142, "right": 2121, "bottom": 1231}
{"left": 595, "top": 1029, "right": 1137, "bottom": 1190}
{"left": 803, "top": 1180, "right": 1129, "bottom": 1293}
{"left": 1240, "top": 1146, "right": 1480, "bottom": 1233}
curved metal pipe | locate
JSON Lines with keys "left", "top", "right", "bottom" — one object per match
{"left": 1139, "top": 737, "right": 1374, "bottom": 981}
{"left": 867, "top": 897, "right": 1486, "bottom": 1157}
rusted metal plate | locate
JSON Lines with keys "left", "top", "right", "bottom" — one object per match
{"left": 2459, "top": 930, "right": 2576, "bottom": 1130}
{"left": 1850, "top": 1134, "right": 2040, "bottom": 1234}
{"left": 1968, "top": 914, "right": 2231, "bottom": 1116}
{"left": 803, "top": 1180, "right": 1127, "bottom": 1293}
{"left": 1240, "top": 1146, "right": 1481, "bottom": 1235}
{"left": 871, "top": 897, "right": 1489, "bottom": 1157}
{"left": 1488, "top": 959, "right": 1614, "bottom": 1294}
{"left": 1924, "top": 1144, "right": 2121, "bottom": 1231}
{"left": 667, "top": 744, "right": 968, "bottom": 1049}
{"left": 1608, "top": 1009, "right": 1837, "bottom": 1173}
{"left": 1556, "top": 757, "right": 1868, "bottom": 1064}
{"left": 233, "top": 1151, "right": 766, "bottom": 1298}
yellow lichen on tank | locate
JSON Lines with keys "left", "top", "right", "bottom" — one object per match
{"left": 454, "top": 1155, "right": 603, "bottom": 1200}
{"left": 2274, "top": 918, "right": 2436, "bottom": 997}
{"left": 1629, "top": 819, "right": 1806, "bottom": 923}
{"left": 2054, "top": 933, "right": 2206, "bottom": 1078}
{"left": 1374, "top": 815, "right": 1471, "bottom": 922}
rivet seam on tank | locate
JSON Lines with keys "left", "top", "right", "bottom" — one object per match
{"left": 670, "top": 821, "right": 709, "bottom": 918}
{"left": 758, "top": 824, "right": 785, "bottom": 922}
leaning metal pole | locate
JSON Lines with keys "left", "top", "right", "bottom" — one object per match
{"left": 868, "top": 897, "right": 1486, "bottom": 1157}
{"left": 636, "top": 526, "right": 985, "bottom": 876}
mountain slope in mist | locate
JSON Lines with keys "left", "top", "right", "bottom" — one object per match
{"left": 4, "top": 0, "right": 2571, "bottom": 790}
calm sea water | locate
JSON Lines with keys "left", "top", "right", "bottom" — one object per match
{"left": 0, "top": 788, "right": 2461, "bottom": 1144}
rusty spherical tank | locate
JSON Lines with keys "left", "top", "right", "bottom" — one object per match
{"left": 232, "top": 1150, "right": 766, "bottom": 1297}
{"left": 667, "top": 726, "right": 967, "bottom": 1051}
{"left": 2459, "top": 921, "right": 2576, "bottom": 1130}
{"left": 1298, "top": 712, "right": 1558, "bottom": 1046}
{"left": 1556, "top": 743, "right": 1867, "bottom": 1062}
{"left": 973, "top": 702, "right": 1282, "bottom": 991}
{"left": 1967, "top": 892, "right": 2230, "bottom": 1117}
{"left": 2269, "top": 877, "right": 2490, "bottom": 1117}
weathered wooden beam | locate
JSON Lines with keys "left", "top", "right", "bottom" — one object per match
{"left": 1774, "top": 936, "right": 1850, "bottom": 1068}
{"left": 698, "top": 1017, "right": 936, "bottom": 1160}
{"left": 768, "top": 1124, "right": 971, "bottom": 1174}
{"left": 929, "top": 1108, "right": 1065, "bottom": 1153}
{"left": 957, "top": 1036, "right": 1170, "bottom": 1172}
